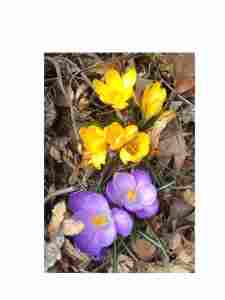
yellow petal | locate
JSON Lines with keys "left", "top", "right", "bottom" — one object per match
{"left": 122, "top": 67, "right": 137, "bottom": 89}
{"left": 104, "top": 68, "right": 123, "bottom": 90}
{"left": 93, "top": 79, "right": 112, "bottom": 104}
{"left": 120, "top": 132, "right": 150, "bottom": 164}
{"left": 119, "top": 147, "right": 133, "bottom": 164}
{"left": 79, "top": 126, "right": 106, "bottom": 153}
{"left": 104, "top": 122, "right": 125, "bottom": 150}
{"left": 90, "top": 150, "right": 107, "bottom": 169}
{"left": 124, "top": 125, "right": 138, "bottom": 142}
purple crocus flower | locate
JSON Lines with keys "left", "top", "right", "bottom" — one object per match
{"left": 105, "top": 169, "right": 159, "bottom": 219}
{"left": 111, "top": 208, "right": 133, "bottom": 237}
{"left": 68, "top": 191, "right": 117, "bottom": 259}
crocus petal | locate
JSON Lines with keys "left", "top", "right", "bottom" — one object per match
{"left": 122, "top": 67, "right": 137, "bottom": 89}
{"left": 131, "top": 169, "right": 152, "bottom": 187}
{"left": 104, "top": 68, "right": 123, "bottom": 90}
{"left": 79, "top": 125, "right": 106, "bottom": 154}
{"left": 92, "top": 79, "right": 112, "bottom": 104}
{"left": 135, "top": 200, "right": 159, "bottom": 219}
{"left": 105, "top": 180, "right": 122, "bottom": 206}
{"left": 119, "top": 147, "right": 135, "bottom": 164}
{"left": 69, "top": 192, "right": 110, "bottom": 214}
{"left": 141, "top": 81, "right": 167, "bottom": 120}
{"left": 113, "top": 172, "right": 136, "bottom": 197}
{"left": 95, "top": 222, "right": 117, "bottom": 247}
{"left": 124, "top": 125, "right": 138, "bottom": 143}
{"left": 135, "top": 183, "right": 157, "bottom": 207}
{"left": 120, "top": 132, "right": 150, "bottom": 164}
{"left": 90, "top": 150, "right": 107, "bottom": 170}
{"left": 104, "top": 122, "right": 126, "bottom": 150}
{"left": 112, "top": 208, "right": 133, "bottom": 237}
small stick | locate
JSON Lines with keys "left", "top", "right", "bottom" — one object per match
{"left": 158, "top": 180, "right": 176, "bottom": 191}
{"left": 160, "top": 78, "right": 194, "bottom": 106}
{"left": 45, "top": 186, "right": 77, "bottom": 203}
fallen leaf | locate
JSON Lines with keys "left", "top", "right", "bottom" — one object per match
{"left": 169, "top": 232, "right": 182, "bottom": 251}
{"left": 181, "top": 105, "right": 195, "bottom": 124}
{"left": 132, "top": 239, "right": 156, "bottom": 262}
{"left": 183, "top": 189, "right": 195, "bottom": 207}
{"left": 44, "top": 230, "right": 64, "bottom": 272}
{"left": 49, "top": 145, "right": 62, "bottom": 162}
{"left": 170, "top": 198, "right": 193, "bottom": 220}
{"left": 62, "top": 218, "right": 85, "bottom": 236}
{"left": 108, "top": 254, "right": 134, "bottom": 273}
{"left": 62, "top": 239, "right": 90, "bottom": 269}
{"left": 144, "top": 261, "right": 193, "bottom": 273}
{"left": 158, "top": 120, "right": 187, "bottom": 170}
{"left": 48, "top": 201, "right": 66, "bottom": 239}
{"left": 175, "top": 79, "right": 195, "bottom": 95}
{"left": 148, "top": 110, "right": 176, "bottom": 155}
{"left": 162, "top": 54, "right": 195, "bottom": 80}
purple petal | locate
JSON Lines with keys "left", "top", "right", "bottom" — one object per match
{"left": 95, "top": 222, "right": 117, "bottom": 247}
{"left": 135, "top": 183, "right": 157, "bottom": 207}
{"left": 112, "top": 208, "right": 133, "bottom": 237}
{"left": 107, "top": 172, "right": 136, "bottom": 207}
{"left": 113, "top": 172, "right": 136, "bottom": 195}
{"left": 135, "top": 200, "right": 159, "bottom": 219}
{"left": 123, "top": 193, "right": 144, "bottom": 212}
{"left": 69, "top": 192, "right": 110, "bottom": 214}
{"left": 131, "top": 169, "right": 152, "bottom": 187}
{"left": 105, "top": 180, "right": 121, "bottom": 206}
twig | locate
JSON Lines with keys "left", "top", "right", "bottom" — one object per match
{"left": 59, "top": 56, "right": 93, "bottom": 88}
{"left": 172, "top": 185, "right": 193, "bottom": 190}
{"left": 160, "top": 77, "right": 194, "bottom": 106}
{"left": 45, "top": 186, "right": 77, "bottom": 203}
{"left": 45, "top": 56, "right": 80, "bottom": 145}
{"left": 158, "top": 180, "right": 176, "bottom": 191}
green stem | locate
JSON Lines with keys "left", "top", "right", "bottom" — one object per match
{"left": 112, "top": 240, "right": 118, "bottom": 273}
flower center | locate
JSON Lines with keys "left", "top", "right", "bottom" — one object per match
{"left": 126, "top": 142, "right": 138, "bottom": 155}
{"left": 92, "top": 214, "right": 109, "bottom": 228}
{"left": 127, "top": 190, "right": 137, "bottom": 202}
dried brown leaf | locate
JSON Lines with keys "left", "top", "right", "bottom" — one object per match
{"left": 169, "top": 232, "right": 182, "bottom": 251}
{"left": 45, "top": 230, "right": 64, "bottom": 271}
{"left": 49, "top": 145, "right": 62, "bottom": 162}
{"left": 170, "top": 198, "right": 193, "bottom": 220}
{"left": 132, "top": 239, "right": 156, "bottom": 262}
{"left": 48, "top": 202, "right": 66, "bottom": 239}
{"left": 148, "top": 110, "right": 176, "bottom": 155}
{"left": 158, "top": 120, "right": 187, "bottom": 170}
{"left": 62, "top": 218, "right": 85, "bottom": 236}
{"left": 176, "top": 79, "right": 195, "bottom": 95}
{"left": 183, "top": 189, "right": 195, "bottom": 207}
{"left": 108, "top": 255, "right": 134, "bottom": 273}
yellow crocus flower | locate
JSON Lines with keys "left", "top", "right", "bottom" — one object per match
{"left": 93, "top": 67, "right": 137, "bottom": 110}
{"left": 79, "top": 126, "right": 107, "bottom": 169}
{"left": 104, "top": 122, "right": 138, "bottom": 151}
{"left": 120, "top": 132, "right": 150, "bottom": 164}
{"left": 141, "top": 81, "right": 167, "bottom": 120}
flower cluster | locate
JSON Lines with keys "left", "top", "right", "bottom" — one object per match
{"left": 79, "top": 122, "right": 150, "bottom": 169}
{"left": 93, "top": 67, "right": 167, "bottom": 120}
{"left": 79, "top": 66, "right": 168, "bottom": 169}
{"left": 69, "top": 169, "right": 159, "bottom": 258}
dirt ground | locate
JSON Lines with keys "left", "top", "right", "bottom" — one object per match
{"left": 44, "top": 53, "right": 195, "bottom": 273}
